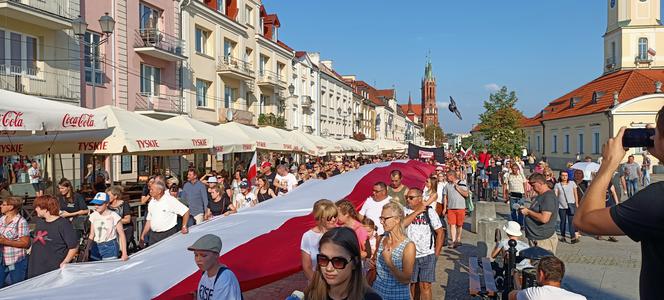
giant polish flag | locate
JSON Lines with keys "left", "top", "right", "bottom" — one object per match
{"left": 0, "top": 160, "right": 434, "bottom": 299}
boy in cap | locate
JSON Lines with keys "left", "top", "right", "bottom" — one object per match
{"left": 233, "top": 180, "right": 256, "bottom": 211}
{"left": 188, "top": 234, "right": 242, "bottom": 300}
{"left": 88, "top": 192, "right": 129, "bottom": 261}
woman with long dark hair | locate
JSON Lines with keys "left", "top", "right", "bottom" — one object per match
{"left": 305, "top": 227, "right": 381, "bottom": 300}
{"left": 57, "top": 178, "right": 89, "bottom": 239}
{"left": 255, "top": 176, "right": 276, "bottom": 203}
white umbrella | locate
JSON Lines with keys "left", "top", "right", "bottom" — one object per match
{"left": 0, "top": 89, "right": 106, "bottom": 132}
{"left": 217, "top": 122, "right": 286, "bottom": 152}
{"left": 0, "top": 106, "right": 212, "bottom": 155}
{"left": 163, "top": 116, "right": 255, "bottom": 154}
{"left": 571, "top": 161, "right": 600, "bottom": 181}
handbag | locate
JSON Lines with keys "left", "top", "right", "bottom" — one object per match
{"left": 561, "top": 184, "right": 576, "bottom": 214}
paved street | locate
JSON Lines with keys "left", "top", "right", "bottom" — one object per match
{"left": 244, "top": 174, "right": 662, "bottom": 299}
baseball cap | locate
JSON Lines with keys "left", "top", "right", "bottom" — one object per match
{"left": 435, "top": 166, "right": 444, "bottom": 171}
{"left": 90, "top": 192, "right": 110, "bottom": 205}
{"left": 261, "top": 161, "right": 272, "bottom": 168}
{"left": 239, "top": 181, "right": 249, "bottom": 189}
{"left": 207, "top": 176, "right": 218, "bottom": 183}
{"left": 187, "top": 234, "right": 222, "bottom": 253}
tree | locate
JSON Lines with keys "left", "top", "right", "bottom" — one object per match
{"left": 477, "top": 86, "right": 526, "bottom": 157}
{"left": 461, "top": 134, "right": 483, "bottom": 151}
{"left": 424, "top": 124, "right": 445, "bottom": 147}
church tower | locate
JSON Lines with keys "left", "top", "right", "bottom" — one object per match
{"left": 604, "top": 0, "right": 664, "bottom": 73}
{"left": 421, "top": 57, "right": 438, "bottom": 127}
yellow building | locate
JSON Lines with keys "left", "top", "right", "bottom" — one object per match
{"left": 521, "top": 0, "right": 664, "bottom": 169}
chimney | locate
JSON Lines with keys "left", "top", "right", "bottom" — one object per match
{"left": 342, "top": 75, "right": 356, "bottom": 81}
{"left": 321, "top": 60, "right": 333, "bottom": 70}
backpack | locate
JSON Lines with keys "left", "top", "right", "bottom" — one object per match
{"left": 421, "top": 206, "right": 437, "bottom": 249}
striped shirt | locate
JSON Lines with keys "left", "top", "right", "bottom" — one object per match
{"left": 0, "top": 214, "right": 29, "bottom": 265}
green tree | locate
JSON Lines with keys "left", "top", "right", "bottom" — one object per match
{"left": 477, "top": 86, "right": 526, "bottom": 157}
{"left": 461, "top": 135, "right": 483, "bottom": 151}
{"left": 424, "top": 125, "right": 445, "bottom": 147}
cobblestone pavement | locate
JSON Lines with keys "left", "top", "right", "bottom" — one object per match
{"left": 242, "top": 174, "right": 661, "bottom": 299}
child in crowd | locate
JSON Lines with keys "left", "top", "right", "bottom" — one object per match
{"left": 88, "top": 192, "right": 128, "bottom": 261}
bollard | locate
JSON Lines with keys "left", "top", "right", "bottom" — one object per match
{"left": 471, "top": 201, "right": 497, "bottom": 233}
{"left": 502, "top": 239, "right": 518, "bottom": 299}
{"left": 477, "top": 218, "right": 504, "bottom": 257}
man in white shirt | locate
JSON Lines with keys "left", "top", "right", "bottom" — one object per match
{"left": 140, "top": 181, "right": 190, "bottom": 247}
{"left": 188, "top": 234, "right": 242, "bottom": 300}
{"left": 359, "top": 182, "right": 392, "bottom": 235}
{"left": 274, "top": 164, "right": 298, "bottom": 196}
{"left": 28, "top": 160, "right": 43, "bottom": 197}
{"left": 509, "top": 256, "right": 586, "bottom": 300}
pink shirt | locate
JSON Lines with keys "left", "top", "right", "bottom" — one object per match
{"left": 350, "top": 221, "right": 368, "bottom": 251}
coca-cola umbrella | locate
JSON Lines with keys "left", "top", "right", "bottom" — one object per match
{"left": 0, "top": 89, "right": 107, "bottom": 133}
{"left": 0, "top": 106, "right": 212, "bottom": 156}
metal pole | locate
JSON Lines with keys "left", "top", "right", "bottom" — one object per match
{"left": 92, "top": 43, "right": 96, "bottom": 108}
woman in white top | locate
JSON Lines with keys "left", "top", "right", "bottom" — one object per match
{"left": 554, "top": 171, "right": 579, "bottom": 244}
{"left": 422, "top": 176, "right": 439, "bottom": 210}
{"left": 300, "top": 199, "right": 338, "bottom": 282}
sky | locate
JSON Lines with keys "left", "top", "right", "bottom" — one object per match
{"left": 261, "top": 0, "right": 644, "bottom": 133}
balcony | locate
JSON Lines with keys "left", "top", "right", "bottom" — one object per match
{"left": 635, "top": 55, "right": 653, "bottom": 65}
{"left": 134, "top": 29, "right": 186, "bottom": 62}
{"left": 224, "top": 108, "right": 254, "bottom": 125}
{"left": 135, "top": 92, "right": 184, "bottom": 116}
{"left": 257, "top": 70, "right": 287, "bottom": 89}
{"left": 301, "top": 95, "right": 313, "bottom": 108}
{"left": 0, "top": 0, "right": 73, "bottom": 29}
{"left": 217, "top": 56, "right": 254, "bottom": 80}
{"left": 0, "top": 65, "right": 79, "bottom": 101}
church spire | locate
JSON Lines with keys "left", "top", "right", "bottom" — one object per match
{"left": 424, "top": 54, "right": 435, "bottom": 81}
{"left": 407, "top": 92, "right": 414, "bottom": 113}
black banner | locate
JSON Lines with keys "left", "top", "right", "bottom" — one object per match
{"left": 407, "top": 143, "right": 445, "bottom": 163}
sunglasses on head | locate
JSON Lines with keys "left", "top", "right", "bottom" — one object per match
{"left": 316, "top": 254, "right": 350, "bottom": 270}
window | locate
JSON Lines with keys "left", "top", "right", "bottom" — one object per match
{"left": 536, "top": 135, "right": 541, "bottom": 153}
{"left": 552, "top": 135, "right": 558, "bottom": 153}
{"left": 139, "top": 3, "right": 160, "bottom": 30}
{"left": 578, "top": 132, "right": 584, "bottom": 154}
{"left": 224, "top": 86, "right": 234, "bottom": 108}
{"left": 84, "top": 32, "right": 102, "bottom": 84}
{"left": 245, "top": 5, "right": 253, "bottom": 26}
{"left": 140, "top": 64, "right": 161, "bottom": 96}
{"left": 260, "top": 94, "right": 268, "bottom": 114}
{"left": 611, "top": 41, "right": 616, "bottom": 63}
{"left": 195, "top": 27, "right": 210, "bottom": 54}
{"left": 244, "top": 48, "right": 252, "bottom": 64}
{"left": 196, "top": 79, "right": 209, "bottom": 107}
{"left": 223, "top": 39, "right": 235, "bottom": 59}
{"left": 216, "top": 0, "right": 225, "bottom": 13}
{"left": 593, "top": 130, "right": 600, "bottom": 154}
{"left": 259, "top": 55, "right": 268, "bottom": 75}
{"left": 527, "top": 136, "right": 531, "bottom": 152}
{"left": 564, "top": 133, "right": 570, "bottom": 153}
{"left": 639, "top": 38, "right": 648, "bottom": 60}
{"left": 277, "top": 62, "right": 285, "bottom": 80}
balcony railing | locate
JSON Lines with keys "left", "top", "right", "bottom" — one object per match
{"left": 2, "top": 0, "right": 73, "bottom": 19}
{"left": 135, "top": 92, "right": 183, "bottom": 114}
{"left": 0, "top": 64, "right": 78, "bottom": 101}
{"left": 217, "top": 56, "right": 254, "bottom": 79}
{"left": 301, "top": 95, "right": 312, "bottom": 108}
{"left": 257, "top": 70, "right": 286, "bottom": 88}
{"left": 635, "top": 55, "right": 653, "bottom": 64}
{"left": 134, "top": 28, "right": 186, "bottom": 61}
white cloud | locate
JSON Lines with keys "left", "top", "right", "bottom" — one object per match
{"left": 437, "top": 101, "right": 449, "bottom": 107}
{"left": 484, "top": 83, "right": 501, "bottom": 92}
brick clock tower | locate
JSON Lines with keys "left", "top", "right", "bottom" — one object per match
{"left": 421, "top": 58, "right": 439, "bottom": 127}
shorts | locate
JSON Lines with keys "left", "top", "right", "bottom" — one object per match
{"left": 489, "top": 180, "right": 500, "bottom": 189}
{"left": 447, "top": 209, "right": 465, "bottom": 226}
{"left": 90, "top": 239, "right": 119, "bottom": 261}
{"left": 411, "top": 254, "right": 437, "bottom": 283}
{"left": 31, "top": 182, "right": 43, "bottom": 192}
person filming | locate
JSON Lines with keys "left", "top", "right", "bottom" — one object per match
{"left": 574, "top": 106, "right": 664, "bottom": 300}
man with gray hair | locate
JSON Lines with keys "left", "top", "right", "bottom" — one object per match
{"left": 140, "top": 180, "right": 190, "bottom": 247}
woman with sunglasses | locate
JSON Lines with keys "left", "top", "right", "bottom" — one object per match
{"left": 372, "top": 202, "right": 415, "bottom": 300}
{"left": 301, "top": 200, "right": 338, "bottom": 282}
{"left": 305, "top": 227, "right": 381, "bottom": 300}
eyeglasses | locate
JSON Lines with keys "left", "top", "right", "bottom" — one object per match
{"left": 379, "top": 216, "right": 395, "bottom": 223}
{"left": 316, "top": 254, "right": 350, "bottom": 270}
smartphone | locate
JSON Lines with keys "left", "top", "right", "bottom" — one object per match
{"left": 622, "top": 128, "right": 655, "bottom": 148}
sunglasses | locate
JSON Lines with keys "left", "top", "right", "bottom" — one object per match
{"left": 379, "top": 216, "right": 395, "bottom": 222}
{"left": 316, "top": 254, "right": 350, "bottom": 270}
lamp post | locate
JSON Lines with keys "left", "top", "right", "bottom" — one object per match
{"left": 337, "top": 106, "right": 351, "bottom": 138}
{"left": 72, "top": 13, "right": 115, "bottom": 109}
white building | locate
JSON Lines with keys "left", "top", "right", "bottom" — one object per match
{"left": 319, "top": 59, "right": 353, "bottom": 138}
{"left": 287, "top": 51, "right": 320, "bottom": 135}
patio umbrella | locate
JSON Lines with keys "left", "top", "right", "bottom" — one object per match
{"left": 164, "top": 116, "right": 255, "bottom": 154}
{"left": 571, "top": 161, "right": 600, "bottom": 181}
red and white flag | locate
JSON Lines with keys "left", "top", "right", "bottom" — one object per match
{"left": 247, "top": 151, "right": 257, "bottom": 184}
{"left": 648, "top": 48, "right": 657, "bottom": 56}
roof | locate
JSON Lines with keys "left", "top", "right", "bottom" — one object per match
{"left": 319, "top": 63, "right": 351, "bottom": 88}
{"left": 399, "top": 103, "right": 422, "bottom": 122}
{"left": 276, "top": 40, "right": 293, "bottom": 52}
{"left": 295, "top": 51, "right": 306, "bottom": 58}
{"left": 376, "top": 89, "right": 395, "bottom": 99}
{"left": 528, "top": 69, "right": 664, "bottom": 123}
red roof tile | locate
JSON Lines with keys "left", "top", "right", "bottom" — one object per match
{"left": 295, "top": 51, "right": 306, "bottom": 58}
{"left": 276, "top": 40, "right": 293, "bottom": 52}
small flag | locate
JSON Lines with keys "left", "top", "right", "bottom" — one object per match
{"left": 648, "top": 48, "right": 657, "bottom": 56}
{"left": 247, "top": 151, "right": 257, "bottom": 185}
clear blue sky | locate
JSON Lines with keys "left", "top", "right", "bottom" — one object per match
{"left": 263, "top": 0, "right": 650, "bottom": 133}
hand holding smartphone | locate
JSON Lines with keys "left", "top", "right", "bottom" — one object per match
{"left": 622, "top": 128, "right": 655, "bottom": 148}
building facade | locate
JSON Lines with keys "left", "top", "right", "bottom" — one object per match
{"left": 421, "top": 58, "right": 438, "bottom": 127}
{"left": 319, "top": 59, "right": 353, "bottom": 138}
{"left": 288, "top": 51, "right": 320, "bottom": 135}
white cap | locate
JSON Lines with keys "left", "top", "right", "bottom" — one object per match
{"left": 502, "top": 221, "right": 522, "bottom": 237}
{"left": 207, "top": 176, "right": 218, "bottom": 183}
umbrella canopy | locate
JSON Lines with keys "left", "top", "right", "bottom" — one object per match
{"left": 0, "top": 89, "right": 107, "bottom": 132}
{"left": 217, "top": 122, "right": 286, "bottom": 152}
{"left": 163, "top": 116, "right": 255, "bottom": 154}
{"left": 571, "top": 161, "right": 600, "bottom": 181}
{"left": 306, "top": 134, "right": 343, "bottom": 153}
{"left": 0, "top": 106, "right": 212, "bottom": 155}
{"left": 257, "top": 126, "right": 301, "bottom": 153}
{"left": 267, "top": 128, "right": 321, "bottom": 156}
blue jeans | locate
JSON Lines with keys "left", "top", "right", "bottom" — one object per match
{"left": 558, "top": 208, "right": 575, "bottom": 239}
{"left": 90, "top": 239, "right": 119, "bottom": 261}
{"left": 627, "top": 178, "right": 639, "bottom": 198}
{"left": 0, "top": 256, "right": 28, "bottom": 287}
{"left": 643, "top": 169, "right": 651, "bottom": 187}
{"left": 509, "top": 196, "right": 525, "bottom": 227}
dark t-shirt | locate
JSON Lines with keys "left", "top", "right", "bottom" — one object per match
{"left": 207, "top": 197, "right": 231, "bottom": 216}
{"left": 108, "top": 201, "right": 133, "bottom": 230}
{"left": 264, "top": 172, "right": 277, "bottom": 192}
{"left": 27, "top": 217, "right": 79, "bottom": 278}
{"left": 142, "top": 184, "right": 150, "bottom": 197}
{"left": 256, "top": 188, "right": 273, "bottom": 203}
{"left": 610, "top": 182, "right": 664, "bottom": 300}
{"left": 524, "top": 190, "right": 557, "bottom": 240}
{"left": 488, "top": 166, "right": 502, "bottom": 181}
{"left": 58, "top": 193, "right": 87, "bottom": 213}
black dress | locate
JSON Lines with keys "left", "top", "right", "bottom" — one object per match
{"left": 256, "top": 188, "right": 272, "bottom": 203}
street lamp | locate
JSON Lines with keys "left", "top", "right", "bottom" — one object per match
{"left": 337, "top": 106, "right": 351, "bottom": 138}
{"left": 72, "top": 13, "right": 115, "bottom": 108}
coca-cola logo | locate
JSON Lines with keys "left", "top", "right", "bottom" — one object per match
{"left": 62, "top": 113, "right": 95, "bottom": 128}
{"left": 1, "top": 111, "right": 24, "bottom": 128}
